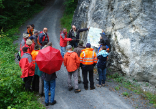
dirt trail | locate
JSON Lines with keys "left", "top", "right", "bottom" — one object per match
{"left": 15, "top": 0, "right": 155, "bottom": 109}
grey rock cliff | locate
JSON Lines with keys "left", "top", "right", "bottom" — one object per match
{"left": 72, "top": 0, "right": 156, "bottom": 85}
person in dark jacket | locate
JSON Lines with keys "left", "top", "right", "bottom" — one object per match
{"left": 25, "top": 25, "right": 33, "bottom": 37}
{"left": 96, "top": 46, "right": 109, "bottom": 87}
{"left": 32, "top": 30, "right": 40, "bottom": 45}
{"left": 68, "top": 25, "right": 90, "bottom": 47}
{"left": 39, "top": 28, "right": 49, "bottom": 46}
{"left": 73, "top": 41, "right": 85, "bottom": 83}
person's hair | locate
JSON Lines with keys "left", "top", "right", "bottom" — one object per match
{"left": 30, "top": 24, "right": 34, "bottom": 28}
{"left": 42, "top": 41, "right": 48, "bottom": 46}
{"left": 27, "top": 25, "right": 31, "bottom": 29}
{"left": 22, "top": 47, "right": 28, "bottom": 53}
{"left": 34, "top": 44, "right": 40, "bottom": 50}
{"left": 47, "top": 42, "right": 52, "bottom": 47}
{"left": 63, "top": 28, "right": 67, "bottom": 31}
{"left": 101, "top": 46, "right": 106, "bottom": 50}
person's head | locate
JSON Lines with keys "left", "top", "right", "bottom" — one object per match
{"left": 79, "top": 41, "right": 84, "bottom": 46}
{"left": 42, "top": 41, "right": 48, "bottom": 47}
{"left": 63, "top": 28, "right": 67, "bottom": 33}
{"left": 23, "top": 33, "right": 29, "bottom": 40}
{"left": 47, "top": 42, "right": 52, "bottom": 47}
{"left": 27, "top": 25, "right": 31, "bottom": 31}
{"left": 43, "top": 28, "right": 48, "bottom": 33}
{"left": 26, "top": 39, "right": 32, "bottom": 46}
{"left": 34, "top": 44, "right": 40, "bottom": 50}
{"left": 22, "top": 47, "right": 29, "bottom": 53}
{"left": 31, "top": 24, "right": 35, "bottom": 29}
{"left": 72, "top": 25, "right": 76, "bottom": 31}
{"left": 99, "top": 39, "right": 105, "bottom": 45}
{"left": 86, "top": 43, "right": 91, "bottom": 48}
{"left": 101, "top": 45, "right": 106, "bottom": 50}
{"left": 34, "top": 30, "right": 39, "bottom": 36}
{"left": 66, "top": 45, "right": 72, "bottom": 51}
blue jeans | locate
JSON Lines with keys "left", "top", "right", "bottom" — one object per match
{"left": 98, "top": 68, "right": 106, "bottom": 85}
{"left": 61, "top": 47, "right": 66, "bottom": 58}
{"left": 69, "top": 41, "right": 78, "bottom": 48}
{"left": 44, "top": 79, "right": 56, "bottom": 103}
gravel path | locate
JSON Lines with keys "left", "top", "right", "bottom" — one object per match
{"left": 14, "top": 0, "right": 155, "bottom": 109}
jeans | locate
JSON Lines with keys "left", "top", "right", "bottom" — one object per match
{"left": 98, "top": 68, "right": 106, "bottom": 85}
{"left": 68, "top": 69, "right": 78, "bottom": 89}
{"left": 44, "top": 79, "right": 56, "bottom": 103}
{"left": 69, "top": 41, "right": 78, "bottom": 48}
{"left": 61, "top": 47, "right": 66, "bottom": 58}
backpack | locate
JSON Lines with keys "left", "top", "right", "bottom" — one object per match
{"left": 17, "top": 51, "right": 21, "bottom": 61}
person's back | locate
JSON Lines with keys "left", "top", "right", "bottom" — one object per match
{"left": 64, "top": 45, "right": 81, "bottom": 93}
{"left": 64, "top": 51, "right": 80, "bottom": 72}
{"left": 73, "top": 41, "right": 85, "bottom": 57}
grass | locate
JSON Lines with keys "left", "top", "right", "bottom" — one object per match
{"left": 0, "top": 4, "right": 45, "bottom": 109}
{"left": 122, "top": 92, "right": 130, "bottom": 97}
{"left": 107, "top": 71, "right": 156, "bottom": 106}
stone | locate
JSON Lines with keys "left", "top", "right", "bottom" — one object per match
{"left": 72, "top": 0, "right": 156, "bottom": 85}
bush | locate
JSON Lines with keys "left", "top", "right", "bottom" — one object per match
{"left": 61, "top": 0, "right": 78, "bottom": 31}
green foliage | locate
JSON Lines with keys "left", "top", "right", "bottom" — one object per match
{"left": 0, "top": 29, "right": 45, "bottom": 109}
{"left": 115, "top": 86, "right": 120, "bottom": 91}
{"left": 0, "top": 1, "right": 45, "bottom": 108}
{"left": 108, "top": 71, "right": 156, "bottom": 105}
{"left": 122, "top": 92, "right": 130, "bottom": 97}
{"left": 0, "top": 0, "right": 44, "bottom": 31}
{"left": 61, "top": 0, "right": 78, "bottom": 31}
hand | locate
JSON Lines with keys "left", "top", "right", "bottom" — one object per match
{"left": 102, "top": 29, "right": 104, "bottom": 33}
{"left": 88, "top": 27, "right": 90, "bottom": 30}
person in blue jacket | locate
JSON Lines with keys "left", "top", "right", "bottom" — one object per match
{"left": 96, "top": 46, "right": 109, "bottom": 87}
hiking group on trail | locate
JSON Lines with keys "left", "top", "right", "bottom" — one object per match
{"left": 18, "top": 24, "right": 109, "bottom": 106}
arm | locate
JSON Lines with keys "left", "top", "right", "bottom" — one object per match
{"left": 64, "top": 56, "right": 67, "bottom": 67}
{"left": 78, "top": 28, "right": 89, "bottom": 32}
{"left": 39, "top": 34, "right": 43, "bottom": 44}
{"left": 75, "top": 53, "right": 80, "bottom": 68}
{"left": 93, "top": 52, "right": 98, "bottom": 64}
{"left": 61, "top": 33, "right": 72, "bottom": 41}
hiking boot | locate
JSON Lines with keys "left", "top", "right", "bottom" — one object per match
{"left": 84, "top": 87, "right": 88, "bottom": 90}
{"left": 102, "top": 84, "right": 105, "bottom": 87}
{"left": 45, "top": 102, "right": 49, "bottom": 106}
{"left": 96, "top": 84, "right": 101, "bottom": 87}
{"left": 78, "top": 81, "right": 81, "bottom": 84}
{"left": 68, "top": 87, "right": 73, "bottom": 91}
{"left": 90, "top": 86, "right": 95, "bottom": 90}
{"left": 74, "top": 89, "right": 81, "bottom": 93}
{"left": 50, "top": 100, "right": 57, "bottom": 105}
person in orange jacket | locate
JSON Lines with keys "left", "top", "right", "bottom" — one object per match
{"left": 80, "top": 43, "right": 97, "bottom": 90}
{"left": 19, "top": 47, "right": 35, "bottom": 91}
{"left": 31, "top": 44, "right": 40, "bottom": 92}
{"left": 64, "top": 45, "right": 81, "bottom": 93}
{"left": 25, "top": 25, "right": 33, "bottom": 37}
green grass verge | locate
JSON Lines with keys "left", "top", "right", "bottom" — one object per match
{"left": 0, "top": 4, "right": 45, "bottom": 109}
{"left": 107, "top": 71, "right": 156, "bottom": 106}
{"left": 60, "top": 0, "right": 78, "bottom": 32}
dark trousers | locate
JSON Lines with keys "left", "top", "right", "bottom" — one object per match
{"left": 32, "top": 75, "right": 39, "bottom": 92}
{"left": 69, "top": 41, "right": 78, "bottom": 48}
{"left": 82, "top": 69, "right": 94, "bottom": 88}
{"left": 24, "top": 76, "right": 33, "bottom": 91}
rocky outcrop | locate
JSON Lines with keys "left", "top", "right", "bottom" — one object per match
{"left": 72, "top": 0, "right": 156, "bottom": 85}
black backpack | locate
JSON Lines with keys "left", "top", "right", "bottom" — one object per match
{"left": 16, "top": 51, "right": 21, "bottom": 61}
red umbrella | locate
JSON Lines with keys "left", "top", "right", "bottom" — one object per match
{"left": 36, "top": 46, "right": 63, "bottom": 74}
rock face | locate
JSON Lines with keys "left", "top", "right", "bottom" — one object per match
{"left": 72, "top": 0, "right": 156, "bottom": 85}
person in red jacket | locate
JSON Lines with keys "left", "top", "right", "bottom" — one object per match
{"left": 19, "top": 47, "right": 35, "bottom": 91}
{"left": 60, "top": 28, "right": 72, "bottom": 57}
{"left": 20, "top": 39, "right": 33, "bottom": 57}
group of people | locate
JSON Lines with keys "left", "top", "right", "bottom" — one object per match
{"left": 18, "top": 24, "right": 109, "bottom": 106}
